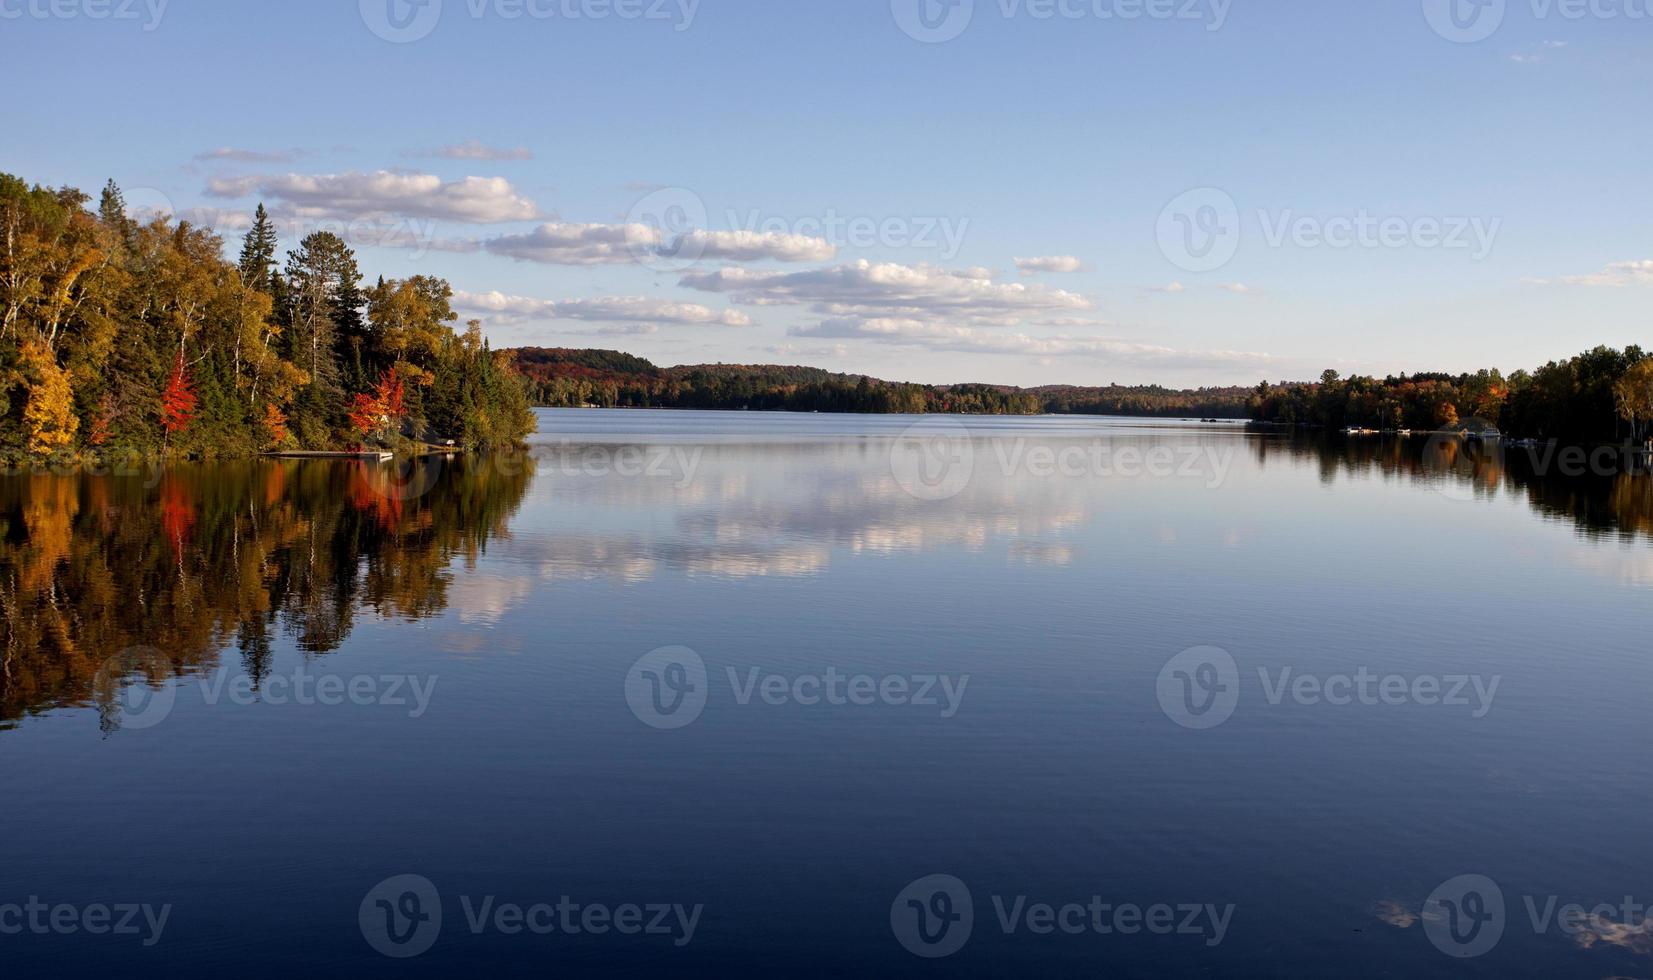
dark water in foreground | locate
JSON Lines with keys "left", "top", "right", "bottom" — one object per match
{"left": 3, "top": 409, "right": 1652, "bottom": 978}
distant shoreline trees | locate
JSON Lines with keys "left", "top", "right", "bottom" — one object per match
{"left": 1250, "top": 347, "right": 1653, "bottom": 445}
{"left": 0, "top": 172, "right": 534, "bottom": 463}
{"left": 510, "top": 348, "right": 1256, "bottom": 418}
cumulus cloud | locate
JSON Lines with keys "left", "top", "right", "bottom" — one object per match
{"left": 482, "top": 222, "right": 651, "bottom": 265}
{"left": 195, "top": 147, "right": 302, "bottom": 163}
{"left": 480, "top": 223, "right": 835, "bottom": 266}
{"left": 1218, "top": 282, "right": 1264, "bottom": 296}
{"left": 454, "top": 289, "right": 751, "bottom": 327}
{"left": 407, "top": 139, "right": 533, "bottom": 161}
{"left": 679, "top": 260, "right": 1092, "bottom": 323}
{"left": 204, "top": 170, "right": 541, "bottom": 224}
{"left": 787, "top": 316, "right": 1273, "bottom": 368}
{"left": 1147, "top": 282, "right": 1187, "bottom": 294}
{"left": 675, "top": 229, "right": 837, "bottom": 263}
{"left": 1015, "top": 255, "right": 1084, "bottom": 275}
{"left": 1530, "top": 260, "right": 1653, "bottom": 288}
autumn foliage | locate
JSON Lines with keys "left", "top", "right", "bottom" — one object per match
{"left": 160, "top": 351, "right": 198, "bottom": 437}
{"left": 349, "top": 370, "right": 407, "bottom": 440}
{"left": 260, "top": 403, "right": 290, "bottom": 446}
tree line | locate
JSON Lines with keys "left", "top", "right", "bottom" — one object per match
{"left": 0, "top": 172, "right": 535, "bottom": 464}
{"left": 1250, "top": 346, "right": 1653, "bottom": 444}
{"left": 512, "top": 348, "right": 1254, "bottom": 417}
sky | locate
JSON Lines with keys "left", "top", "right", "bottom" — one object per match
{"left": 1, "top": 0, "right": 1649, "bottom": 388}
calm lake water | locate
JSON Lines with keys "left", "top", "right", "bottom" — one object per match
{"left": 3, "top": 409, "right": 1652, "bottom": 977}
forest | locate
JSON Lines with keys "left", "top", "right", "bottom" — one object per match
{"left": 512, "top": 348, "right": 1255, "bottom": 418}
{"left": 0, "top": 172, "right": 535, "bottom": 465}
{"left": 1250, "top": 346, "right": 1653, "bottom": 445}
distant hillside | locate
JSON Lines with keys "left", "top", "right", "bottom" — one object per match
{"left": 506, "top": 347, "right": 1252, "bottom": 417}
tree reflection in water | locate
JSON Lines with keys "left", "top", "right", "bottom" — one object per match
{"left": 0, "top": 454, "right": 532, "bottom": 730}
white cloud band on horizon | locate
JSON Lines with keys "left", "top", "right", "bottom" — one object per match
{"left": 194, "top": 147, "right": 303, "bottom": 163}
{"left": 678, "top": 260, "right": 1093, "bottom": 322}
{"left": 481, "top": 223, "right": 836, "bottom": 266}
{"left": 1530, "top": 260, "right": 1653, "bottom": 288}
{"left": 204, "top": 170, "right": 541, "bottom": 224}
{"left": 789, "top": 316, "right": 1274, "bottom": 369}
{"left": 406, "top": 139, "right": 533, "bottom": 161}
{"left": 1015, "top": 255, "right": 1083, "bottom": 275}
{"left": 454, "top": 289, "right": 752, "bottom": 327}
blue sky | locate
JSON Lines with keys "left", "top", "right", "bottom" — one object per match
{"left": 2, "top": 0, "right": 1648, "bottom": 387}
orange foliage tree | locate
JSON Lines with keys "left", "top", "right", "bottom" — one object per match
{"left": 349, "top": 369, "right": 407, "bottom": 443}
{"left": 261, "top": 403, "right": 290, "bottom": 446}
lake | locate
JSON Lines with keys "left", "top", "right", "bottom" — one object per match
{"left": 3, "top": 408, "right": 1651, "bottom": 978}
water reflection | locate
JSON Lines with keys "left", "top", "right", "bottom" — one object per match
{"left": 9, "top": 422, "right": 1653, "bottom": 731}
{"left": 0, "top": 457, "right": 532, "bottom": 729}
{"left": 1251, "top": 431, "right": 1653, "bottom": 541}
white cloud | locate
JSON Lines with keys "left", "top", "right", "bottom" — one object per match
{"left": 481, "top": 222, "right": 652, "bottom": 265}
{"left": 1014, "top": 255, "right": 1084, "bottom": 275}
{"left": 788, "top": 317, "right": 1273, "bottom": 368}
{"left": 454, "top": 289, "right": 751, "bottom": 327}
{"left": 194, "top": 147, "right": 302, "bottom": 163}
{"left": 1530, "top": 260, "right": 1653, "bottom": 288}
{"left": 674, "top": 229, "right": 837, "bottom": 263}
{"left": 1218, "top": 282, "right": 1264, "bottom": 296}
{"left": 764, "top": 342, "right": 850, "bottom": 359}
{"left": 204, "top": 170, "right": 541, "bottom": 224}
{"left": 1148, "top": 282, "right": 1186, "bottom": 294}
{"left": 407, "top": 139, "right": 533, "bottom": 161}
{"left": 679, "top": 260, "right": 1092, "bottom": 323}
{"left": 480, "top": 224, "right": 835, "bottom": 267}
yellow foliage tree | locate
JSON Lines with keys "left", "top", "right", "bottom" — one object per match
{"left": 21, "top": 343, "right": 78, "bottom": 456}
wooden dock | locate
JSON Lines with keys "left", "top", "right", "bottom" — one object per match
{"left": 264, "top": 450, "right": 396, "bottom": 461}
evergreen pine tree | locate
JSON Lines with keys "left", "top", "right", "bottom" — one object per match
{"left": 237, "top": 204, "right": 280, "bottom": 293}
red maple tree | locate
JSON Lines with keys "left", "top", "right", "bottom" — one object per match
{"left": 160, "top": 350, "right": 198, "bottom": 437}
